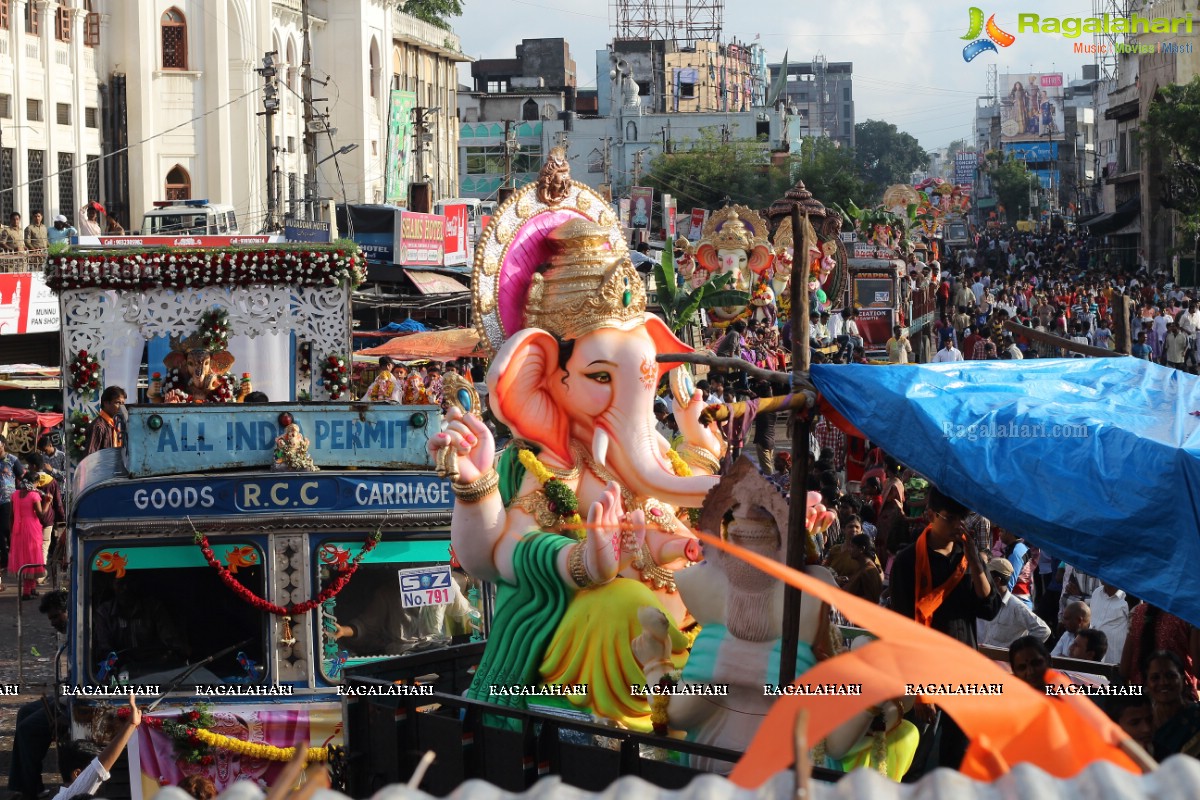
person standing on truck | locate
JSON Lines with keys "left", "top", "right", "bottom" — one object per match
{"left": 78, "top": 203, "right": 102, "bottom": 236}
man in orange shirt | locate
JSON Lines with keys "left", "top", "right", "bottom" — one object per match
{"left": 85, "top": 386, "right": 127, "bottom": 456}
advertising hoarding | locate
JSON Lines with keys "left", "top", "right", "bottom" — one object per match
{"left": 1000, "top": 73, "right": 1064, "bottom": 142}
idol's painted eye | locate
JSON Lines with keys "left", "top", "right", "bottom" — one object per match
{"left": 584, "top": 371, "right": 611, "bottom": 384}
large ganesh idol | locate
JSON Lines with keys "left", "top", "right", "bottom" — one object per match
{"left": 429, "top": 149, "right": 727, "bottom": 729}
{"left": 149, "top": 311, "right": 252, "bottom": 404}
{"left": 694, "top": 205, "right": 774, "bottom": 327}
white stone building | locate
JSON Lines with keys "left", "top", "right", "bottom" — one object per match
{"left": 0, "top": 0, "right": 105, "bottom": 226}
{"left": 0, "top": 0, "right": 467, "bottom": 233}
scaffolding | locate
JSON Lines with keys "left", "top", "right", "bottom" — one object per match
{"left": 1093, "top": 0, "right": 1134, "bottom": 81}
{"left": 611, "top": 0, "right": 723, "bottom": 46}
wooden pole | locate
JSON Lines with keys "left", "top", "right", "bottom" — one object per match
{"left": 1002, "top": 319, "right": 1123, "bottom": 358}
{"left": 658, "top": 351, "right": 794, "bottom": 385}
{"left": 704, "top": 392, "right": 811, "bottom": 422}
{"left": 780, "top": 206, "right": 813, "bottom": 688}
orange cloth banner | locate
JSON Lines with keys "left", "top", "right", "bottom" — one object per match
{"left": 686, "top": 529, "right": 1140, "bottom": 786}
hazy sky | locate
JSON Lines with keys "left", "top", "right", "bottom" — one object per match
{"left": 451, "top": 0, "right": 1126, "bottom": 150}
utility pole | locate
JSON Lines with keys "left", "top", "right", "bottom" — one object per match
{"left": 601, "top": 135, "right": 612, "bottom": 201}
{"left": 500, "top": 120, "right": 517, "bottom": 203}
{"left": 257, "top": 52, "right": 280, "bottom": 230}
{"left": 301, "top": 0, "right": 317, "bottom": 221}
{"left": 632, "top": 149, "right": 645, "bottom": 186}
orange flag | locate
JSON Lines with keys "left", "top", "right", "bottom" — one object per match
{"left": 685, "top": 529, "right": 1141, "bottom": 786}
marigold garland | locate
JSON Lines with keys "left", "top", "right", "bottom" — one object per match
{"left": 133, "top": 709, "right": 328, "bottom": 765}
{"left": 665, "top": 449, "right": 693, "bottom": 477}
{"left": 194, "top": 530, "right": 381, "bottom": 616}
{"left": 191, "top": 727, "right": 329, "bottom": 764}
{"left": 518, "top": 449, "right": 583, "bottom": 537}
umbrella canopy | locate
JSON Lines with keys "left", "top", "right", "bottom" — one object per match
{"left": 355, "top": 328, "right": 484, "bottom": 362}
{"left": 812, "top": 358, "right": 1200, "bottom": 626}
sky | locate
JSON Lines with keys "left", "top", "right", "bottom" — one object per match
{"left": 450, "top": 0, "right": 1116, "bottom": 151}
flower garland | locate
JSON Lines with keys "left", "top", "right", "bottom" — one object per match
{"left": 197, "top": 308, "right": 231, "bottom": 352}
{"left": 68, "top": 349, "right": 101, "bottom": 398}
{"left": 665, "top": 449, "right": 693, "bottom": 477}
{"left": 322, "top": 354, "right": 351, "bottom": 400}
{"left": 194, "top": 530, "right": 381, "bottom": 616}
{"left": 68, "top": 411, "right": 91, "bottom": 459}
{"left": 129, "top": 708, "right": 328, "bottom": 765}
{"left": 45, "top": 244, "right": 366, "bottom": 292}
{"left": 518, "top": 449, "right": 583, "bottom": 538}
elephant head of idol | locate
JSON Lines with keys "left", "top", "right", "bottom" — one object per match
{"left": 472, "top": 164, "right": 718, "bottom": 511}
{"left": 694, "top": 205, "right": 774, "bottom": 326}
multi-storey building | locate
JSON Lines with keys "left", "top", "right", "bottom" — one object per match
{"left": 766, "top": 58, "right": 854, "bottom": 149}
{"left": 0, "top": 0, "right": 105, "bottom": 226}
{"left": 0, "top": 1, "right": 467, "bottom": 233}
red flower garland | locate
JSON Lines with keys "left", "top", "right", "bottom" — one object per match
{"left": 194, "top": 531, "right": 381, "bottom": 616}
{"left": 68, "top": 349, "right": 101, "bottom": 397}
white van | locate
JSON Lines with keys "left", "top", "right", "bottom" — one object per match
{"left": 140, "top": 199, "right": 239, "bottom": 235}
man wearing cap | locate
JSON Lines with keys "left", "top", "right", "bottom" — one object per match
{"left": 976, "top": 557, "right": 1051, "bottom": 648}
{"left": 24, "top": 211, "right": 48, "bottom": 251}
{"left": 47, "top": 215, "right": 78, "bottom": 246}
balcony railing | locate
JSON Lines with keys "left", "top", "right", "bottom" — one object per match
{"left": 392, "top": 9, "right": 462, "bottom": 54}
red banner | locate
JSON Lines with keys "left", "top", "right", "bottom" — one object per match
{"left": 856, "top": 308, "right": 895, "bottom": 350}
{"left": 0, "top": 272, "right": 59, "bottom": 335}
{"left": 442, "top": 204, "right": 468, "bottom": 267}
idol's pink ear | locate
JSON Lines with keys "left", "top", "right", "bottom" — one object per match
{"left": 643, "top": 313, "right": 692, "bottom": 381}
{"left": 695, "top": 243, "right": 720, "bottom": 273}
{"left": 747, "top": 244, "right": 775, "bottom": 276}
{"left": 488, "top": 328, "right": 571, "bottom": 464}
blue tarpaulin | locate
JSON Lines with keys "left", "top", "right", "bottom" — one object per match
{"left": 811, "top": 358, "right": 1200, "bottom": 626}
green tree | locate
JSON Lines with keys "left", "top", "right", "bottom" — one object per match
{"left": 982, "top": 152, "right": 1038, "bottom": 224}
{"left": 1141, "top": 76, "right": 1200, "bottom": 239}
{"left": 854, "top": 119, "right": 929, "bottom": 196}
{"left": 399, "top": 0, "right": 463, "bottom": 30}
{"left": 644, "top": 130, "right": 868, "bottom": 215}
{"left": 644, "top": 129, "right": 782, "bottom": 210}
{"left": 792, "top": 137, "right": 871, "bottom": 212}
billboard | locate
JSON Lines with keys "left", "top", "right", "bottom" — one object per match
{"left": 1000, "top": 73, "right": 1064, "bottom": 142}
{"left": 394, "top": 211, "right": 445, "bottom": 266}
{"left": 384, "top": 90, "right": 417, "bottom": 204}
{"left": 629, "top": 187, "right": 653, "bottom": 229}
{"left": 954, "top": 152, "right": 977, "bottom": 186}
{"left": 1003, "top": 142, "right": 1059, "bottom": 162}
{"left": 0, "top": 272, "right": 59, "bottom": 335}
{"left": 442, "top": 204, "right": 469, "bottom": 267}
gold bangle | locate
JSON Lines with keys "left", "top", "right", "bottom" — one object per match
{"left": 451, "top": 469, "right": 500, "bottom": 503}
{"left": 678, "top": 443, "right": 721, "bottom": 474}
{"left": 567, "top": 542, "right": 593, "bottom": 589}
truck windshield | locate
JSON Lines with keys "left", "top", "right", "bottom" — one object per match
{"left": 87, "top": 543, "right": 266, "bottom": 685}
{"left": 142, "top": 213, "right": 211, "bottom": 235}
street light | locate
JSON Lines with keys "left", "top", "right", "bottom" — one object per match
{"left": 316, "top": 143, "right": 357, "bottom": 167}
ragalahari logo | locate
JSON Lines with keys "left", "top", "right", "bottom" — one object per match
{"left": 962, "top": 8, "right": 1016, "bottom": 62}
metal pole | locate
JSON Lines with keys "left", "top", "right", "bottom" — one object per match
{"left": 301, "top": 0, "right": 317, "bottom": 220}
{"left": 779, "top": 206, "right": 813, "bottom": 688}
{"left": 265, "top": 101, "right": 277, "bottom": 229}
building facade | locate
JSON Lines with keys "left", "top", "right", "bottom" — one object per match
{"left": 0, "top": 0, "right": 468, "bottom": 233}
{"left": 0, "top": 0, "right": 105, "bottom": 227}
{"left": 767, "top": 58, "right": 855, "bottom": 149}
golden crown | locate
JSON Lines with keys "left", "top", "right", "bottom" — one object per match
{"left": 700, "top": 205, "right": 769, "bottom": 252}
{"left": 523, "top": 219, "right": 646, "bottom": 341}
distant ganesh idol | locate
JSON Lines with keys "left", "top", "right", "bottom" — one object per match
{"left": 693, "top": 204, "right": 774, "bottom": 326}
{"left": 430, "top": 150, "right": 728, "bottom": 730}
{"left": 149, "top": 309, "right": 253, "bottom": 404}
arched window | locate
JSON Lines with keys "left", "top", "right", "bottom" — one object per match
{"left": 522, "top": 98, "right": 538, "bottom": 121}
{"left": 165, "top": 165, "right": 191, "bottom": 201}
{"left": 161, "top": 8, "right": 187, "bottom": 70}
{"left": 368, "top": 37, "right": 380, "bottom": 99}
{"left": 286, "top": 40, "right": 297, "bottom": 92}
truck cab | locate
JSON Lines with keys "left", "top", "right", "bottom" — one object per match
{"left": 140, "top": 199, "right": 239, "bottom": 235}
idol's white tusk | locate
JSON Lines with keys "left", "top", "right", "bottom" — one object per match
{"left": 592, "top": 427, "right": 610, "bottom": 469}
